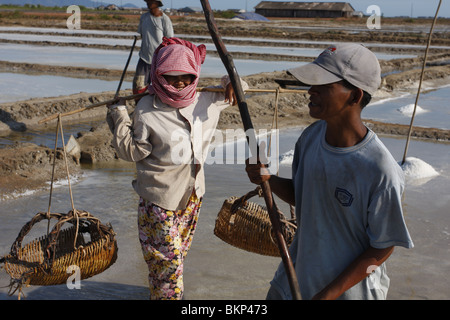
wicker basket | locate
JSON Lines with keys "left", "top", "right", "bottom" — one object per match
{"left": 214, "top": 187, "right": 297, "bottom": 257}
{"left": 0, "top": 117, "right": 118, "bottom": 298}
{"left": 0, "top": 210, "right": 118, "bottom": 291}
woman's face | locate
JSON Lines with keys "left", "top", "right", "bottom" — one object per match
{"left": 163, "top": 74, "right": 195, "bottom": 91}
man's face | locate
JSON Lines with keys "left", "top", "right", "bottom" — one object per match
{"left": 307, "top": 81, "right": 354, "bottom": 121}
{"left": 145, "top": 0, "right": 159, "bottom": 10}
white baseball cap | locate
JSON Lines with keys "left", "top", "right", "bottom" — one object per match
{"left": 288, "top": 43, "right": 381, "bottom": 95}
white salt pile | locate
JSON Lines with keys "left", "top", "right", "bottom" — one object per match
{"left": 397, "top": 104, "right": 429, "bottom": 116}
{"left": 279, "top": 150, "right": 294, "bottom": 166}
{"left": 279, "top": 152, "right": 439, "bottom": 185}
{"left": 399, "top": 157, "right": 439, "bottom": 180}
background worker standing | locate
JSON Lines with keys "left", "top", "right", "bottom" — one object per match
{"left": 133, "top": 0, "right": 174, "bottom": 96}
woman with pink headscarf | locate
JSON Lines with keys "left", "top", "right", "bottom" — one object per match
{"left": 107, "top": 37, "right": 248, "bottom": 300}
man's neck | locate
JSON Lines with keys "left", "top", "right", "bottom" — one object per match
{"left": 325, "top": 119, "right": 368, "bottom": 148}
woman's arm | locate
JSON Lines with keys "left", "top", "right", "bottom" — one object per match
{"left": 107, "top": 102, "right": 153, "bottom": 162}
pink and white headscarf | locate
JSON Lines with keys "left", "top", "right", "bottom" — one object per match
{"left": 148, "top": 37, "right": 207, "bottom": 108}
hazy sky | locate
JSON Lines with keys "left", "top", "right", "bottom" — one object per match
{"left": 113, "top": 0, "right": 449, "bottom": 18}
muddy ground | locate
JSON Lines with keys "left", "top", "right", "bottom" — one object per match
{"left": 0, "top": 14, "right": 449, "bottom": 200}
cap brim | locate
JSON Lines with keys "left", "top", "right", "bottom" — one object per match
{"left": 288, "top": 62, "right": 342, "bottom": 86}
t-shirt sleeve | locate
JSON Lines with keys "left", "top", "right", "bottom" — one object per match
{"left": 163, "top": 15, "right": 174, "bottom": 38}
{"left": 367, "top": 185, "right": 414, "bottom": 249}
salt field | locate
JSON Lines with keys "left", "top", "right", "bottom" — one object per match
{"left": 363, "top": 85, "right": 450, "bottom": 130}
{"left": 0, "top": 26, "right": 434, "bottom": 103}
{"left": 0, "top": 72, "right": 132, "bottom": 103}
{"left": 0, "top": 43, "right": 302, "bottom": 77}
{"left": 0, "top": 31, "right": 418, "bottom": 60}
{"left": 0, "top": 25, "right": 449, "bottom": 300}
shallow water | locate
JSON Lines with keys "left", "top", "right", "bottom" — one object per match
{"left": 363, "top": 85, "right": 450, "bottom": 130}
{"left": 0, "top": 27, "right": 431, "bottom": 107}
{"left": 0, "top": 129, "right": 449, "bottom": 300}
{"left": 0, "top": 72, "right": 132, "bottom": 103}
{"left": 0, "top": 43, "right": 302, "bottom": 78}
{"left": 0, "top": 32, "right": 417, "bottom": 60}
{"left": 0, "top": 118, "right": 102, "bottom": 149}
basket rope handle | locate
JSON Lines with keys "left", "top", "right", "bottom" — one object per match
{"left": 231, "top": 186, "right": 290, "bottom": 222}
{"left": 46, "top": 114, "right": 80, "bottom": 249}
{"left": 47, "top": 114, "right": 76, "bottom": 215}
{"left": 9, "top": 210, "right": 107, "bottom": 263}
{"left": 231, "top": 186, "right": 263, "bottom": 213}
{"left": 10, "top": 212, "right": 63, "bottom": 259}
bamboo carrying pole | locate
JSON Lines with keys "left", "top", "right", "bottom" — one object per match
{"left": 401, "top": 0, "right": 442, "bottom": 165}
{"left": 115, "top": 35, "right": 137, "bottom": 98}
{"left": 38, "top": 88, "right": 305, "bottom": 124}
{"left": 200, "top": 0, "right": 302, "bottom": 300}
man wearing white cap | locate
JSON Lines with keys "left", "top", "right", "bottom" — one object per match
{"left": 246, "top": 43, "right": 413, "bottom": 300}
{"left": 133, "top": 0, "right": 173, "bottom": 96}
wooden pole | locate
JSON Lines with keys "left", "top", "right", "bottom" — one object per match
{"left": 115, "top": 36, "right": 137, "bottom": 98}
{"left": 401, "top": 0, "right": 442, "bottom": 165}
{"left": 200, "top": 0, "right": 302, "bottom": 300}
{"left": 38, "top": 88, "right": 305, "bottom": 124}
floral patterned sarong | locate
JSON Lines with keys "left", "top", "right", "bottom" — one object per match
{"left": 137, "top": 193, "right": 202, "bottom": 300}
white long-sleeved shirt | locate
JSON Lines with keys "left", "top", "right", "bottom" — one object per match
{"left": 107, "top": 80, "right": 248, "bottom": 211}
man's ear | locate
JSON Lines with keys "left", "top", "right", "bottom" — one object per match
{"left": 350, "top": 88, "right": 364, "bottom": 107}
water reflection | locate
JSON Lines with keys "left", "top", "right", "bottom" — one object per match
{"left": 0, "top": 119, "right": 101, "bottom": 148}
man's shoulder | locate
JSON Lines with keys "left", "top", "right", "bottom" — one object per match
{"left": 304, "top": 120, "right": 323, "bottom": 132}
{"left": 300, "top": 120, "right": 324, "bottom": 140}
{"left": 140, "top": 11, "right": 150, "bottom": 19}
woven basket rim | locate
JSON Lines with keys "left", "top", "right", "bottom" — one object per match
{"left": 1, "top": 210, "right": 118, "bottom": 288}
{"left": 214, "top": 195, "right": 296, "bottom": 257}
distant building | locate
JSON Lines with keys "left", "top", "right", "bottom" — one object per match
{"left": 255, "top": 1, "right": 355, "bottom": 18}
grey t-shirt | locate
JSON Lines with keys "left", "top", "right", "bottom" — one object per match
{"left": 270, "top": 120, "right": 413, "bottom": 300}
{"left": 138, "top": 12, "right": 174, "bottom": 64}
